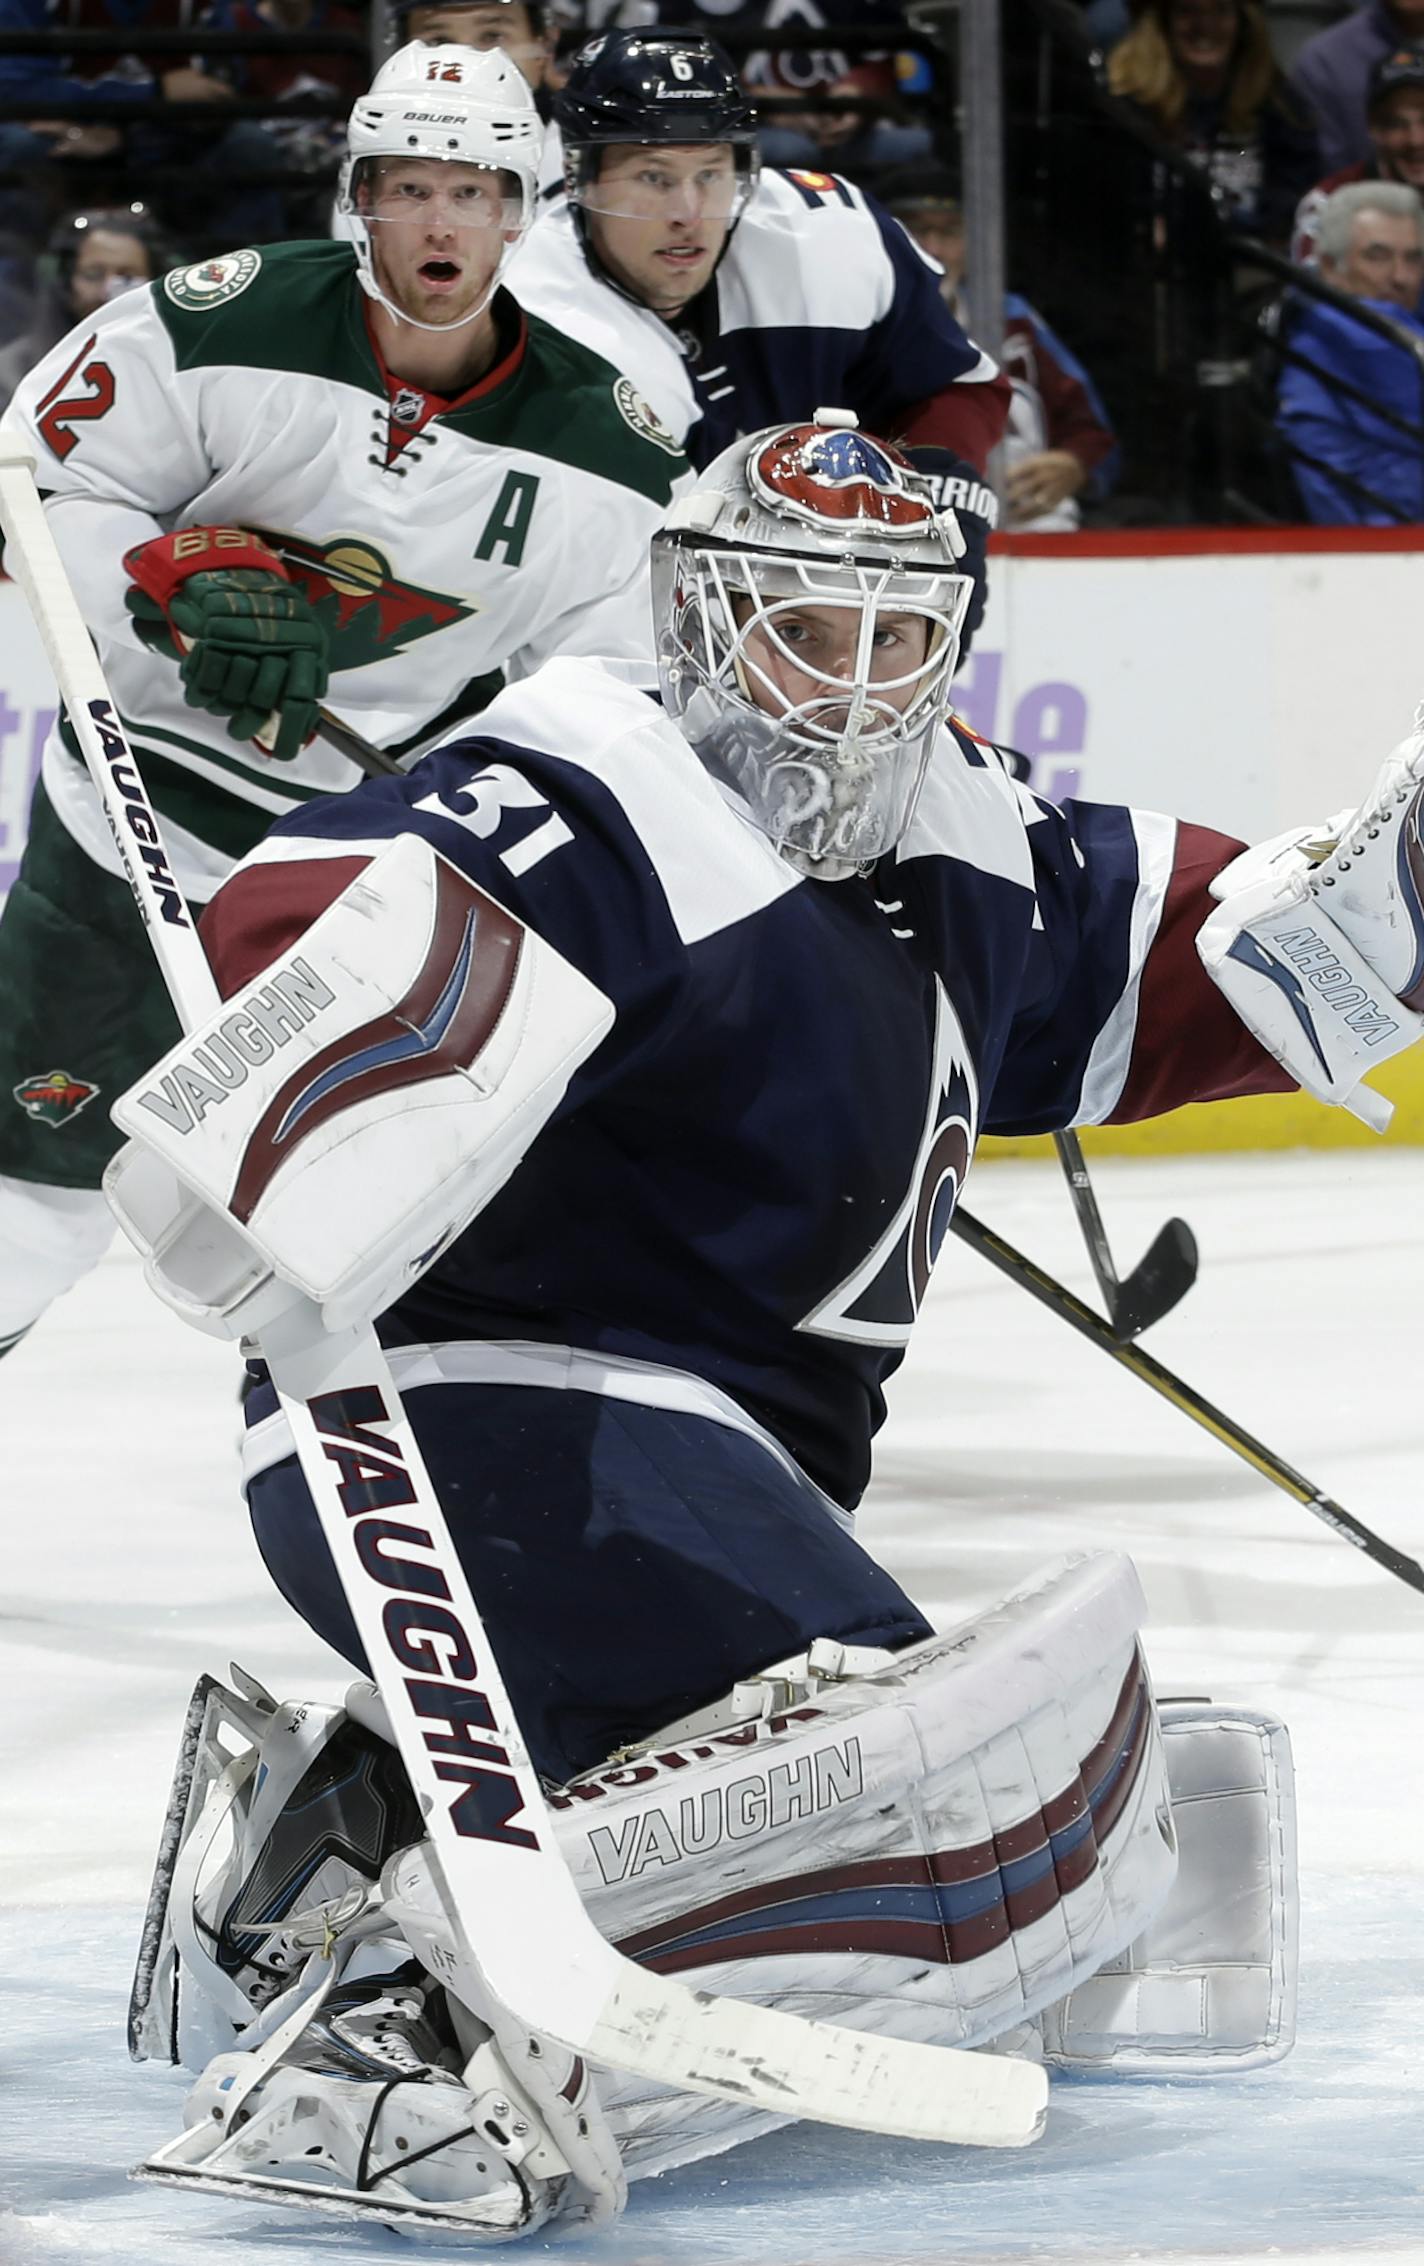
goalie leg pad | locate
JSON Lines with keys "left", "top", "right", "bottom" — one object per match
{"left": 1039, "top": 1703, "right": 1298, "bottom": 2074}
{"left": 134, "top": 1553, "right": 1173, "bottom": 2210}
{"left": 545, "top": 1550, "right": 1175, "bottom": 2179}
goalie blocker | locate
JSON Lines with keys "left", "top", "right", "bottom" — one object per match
{"left": 127, "top": 1553, "right": 1297, "bottom": 2236}
{"left": 102, "top": 833, "right": 615, "bottom": 1339}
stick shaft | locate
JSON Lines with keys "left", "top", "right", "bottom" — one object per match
{"left": 1053, "top": 1128, "right": 1122, "bottom": 1305}
{"left": 953, "top": 1205, "right": 1424, "bottom": 1595}
{"left": 0, "top": 443, "right": 216, "bottom": 1026}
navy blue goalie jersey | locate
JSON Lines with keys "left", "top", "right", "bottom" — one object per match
{"left": 202, "top": 660, "right": 1286, "bottom": 1508}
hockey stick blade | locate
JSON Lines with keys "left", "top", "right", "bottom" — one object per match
{"left": 1111, "top": 1216, "right": 1199, "bottom": 1341}
{"left": 581, "top": 1969, "right": 1044, "bottom": 2146}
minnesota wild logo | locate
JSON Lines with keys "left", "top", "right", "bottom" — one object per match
{"left": 14, "top": 1069, "right": 99, "bottom": 1128}
{"left": 252, "top": 533, "right": 475, "bottom": 672}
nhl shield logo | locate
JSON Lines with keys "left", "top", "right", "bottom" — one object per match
{"left": 13, "top": 1068, "right": 100, "bottom": 1128}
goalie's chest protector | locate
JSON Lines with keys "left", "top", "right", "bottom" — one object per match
{"left": 272, "top": 671, "right": 1046, "bottom": 1509}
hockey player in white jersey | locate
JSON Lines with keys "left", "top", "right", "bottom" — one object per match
{"left": 0, "top": 38, "right": 689, "bottom": 1361}
{"left": 91, "top": 413, "right": 1386, "bottom": 2236}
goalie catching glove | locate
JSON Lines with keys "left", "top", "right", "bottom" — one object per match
{"left": 124, "top": 526, "right": 329, "bottom": 762}
{"left": 1199, "top": 721, "right": 1424, "bottom": 1129}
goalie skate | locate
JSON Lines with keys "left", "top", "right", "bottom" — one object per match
{"left": 128, "top": 1666, "right": 420, "bottom": 2070}
{"left": 137, "top": 1961, "right": 575, "bottom": 2237}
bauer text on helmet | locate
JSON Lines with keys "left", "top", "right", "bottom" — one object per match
{"left": 339, "top": 42, "right": 543, "bottom": 333}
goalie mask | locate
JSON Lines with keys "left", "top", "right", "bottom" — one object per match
{"left": 338, "top": 41, "right": 543, "bottom": 333}
{"left": 654, "top": 413, "right": 973, "bottom": 882}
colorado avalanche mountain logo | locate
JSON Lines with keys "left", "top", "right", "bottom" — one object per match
{"left": 749, "top": 426, "right": 933, "bottom": 539}
{"left": 799, "top": 979, "right": 978, "bottom": 1347}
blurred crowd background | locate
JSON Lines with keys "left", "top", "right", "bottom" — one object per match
{"left": 1, "top": 0, "right": 1421, "bottom": 527}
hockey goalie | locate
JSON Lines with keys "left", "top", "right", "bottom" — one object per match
{"left": 98, "top": 411, "right": 1422, "bottom": 2237}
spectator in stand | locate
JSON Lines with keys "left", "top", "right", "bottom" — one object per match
{"left": 1106, "top": 0, "right": 1319, "bottom": 240}
{"left": 751, "top": 61, "right": 931, "bottom": 178}
{"left": 0, "top": 202, "right": 173, "bottom": 413}
{"left": 387, "top": 0, "right": 564, "bottom": 195}
{"left": 0, "top": 0, "right": 287, "bottom": 249}
{"left": 1292, "top": 0, "right": 1424, "bottom": 175}
{"left": 1276, "top": 180, "right": 1424, "bottom": 521}
{"left": 1293, "top": 44, "right": 1424, "bottom": 269}
{"left": 215, "top": 0, "right": 367, "bottom": 228}
{"left": 879, "top": 164, "right": 1120, "bottom": 530}
{"left": 547, "top": 0, "right": 930, "bottom": 185}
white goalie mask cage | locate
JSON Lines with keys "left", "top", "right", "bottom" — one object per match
{"left": 337, "top": 42, "right": 544, "bottom": 332}
{"left": 654, "top": 413, "right": 974, "bottom": 882}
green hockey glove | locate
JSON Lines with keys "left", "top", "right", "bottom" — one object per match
{"left": 124, "top": 527, "right": 329, "bottom": 762}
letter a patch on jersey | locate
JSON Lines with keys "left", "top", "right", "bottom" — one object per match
{"left": 797, "top": 981, "right": 978, "bottom": 1347}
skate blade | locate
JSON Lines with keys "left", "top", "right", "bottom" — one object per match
{"left": 133, "top": 2155, "right": 528, "bottom": 2235}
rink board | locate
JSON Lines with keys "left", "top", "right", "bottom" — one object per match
{"left": 5, "top": 526, "right": 1424, "bottom": 1150}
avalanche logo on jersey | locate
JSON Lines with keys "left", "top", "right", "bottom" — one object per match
{"left": 750, "top": 425, "right": 933, "bottom": 538}
{"left": 799, "top": 979, "right": 978, "bottom": 1347}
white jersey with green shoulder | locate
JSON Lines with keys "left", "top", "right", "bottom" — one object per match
{"left": 0, "top": 238, "right": 687, "bottom": 899}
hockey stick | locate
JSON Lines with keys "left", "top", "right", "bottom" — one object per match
{"left": 313, "top": 705, "right": 406, "bottom": 777}
{"left": 952, "top": 1204, "right": 1424, "bottom": 1597}
{"left": 1053, "top": 1128, "right": 1199, "bottom": 1340}
{"left": 0, "top": 439, "right": 1045, "bottom": 2149}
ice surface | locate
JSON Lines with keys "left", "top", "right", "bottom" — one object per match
{"left": 4, "top": 1151, "right": 1424, "bottom": 2265}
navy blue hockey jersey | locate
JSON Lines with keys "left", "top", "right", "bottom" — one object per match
{"left": 203, "top": 661, "right": 1286, "bottom": 1508}
{"left": 509, "top": 167, "right": 1009, "bottom": 474}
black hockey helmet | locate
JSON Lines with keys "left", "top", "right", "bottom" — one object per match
{"left": 555, "top": 30, "right": 761, "bottom": 267}
{"left": 555, "top": 27, "right": 758, "bottom": 149}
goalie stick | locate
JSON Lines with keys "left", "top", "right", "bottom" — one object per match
{"left": 1053, "top": 1128, "right": 1199, "bottom": 1341}
{"left": 952, "top": 1204, "right": 1424, "bottom": 1598}
{"left": 0, "top": 438, "right": 1045, "bottom": 2152}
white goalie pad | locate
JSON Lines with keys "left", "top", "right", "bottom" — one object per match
{"left": 1040, "top": 1704, "right": 1298, "bottom": 2074}
{"left": 542, "top": 1549, "right": 1177, "bottom": 2179}
{"left": 129, "top": 1551, "right": 1175, "bottom": 2221}
{"left": 103, "top": 834, "right": 614, "bottom": 1339}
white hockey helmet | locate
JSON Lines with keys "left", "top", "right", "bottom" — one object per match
{"left": 338, "top": 42, "right": 544, "bottom": 328}
{"left": 653, "top": 410, "right": 973, "bottom": 882}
